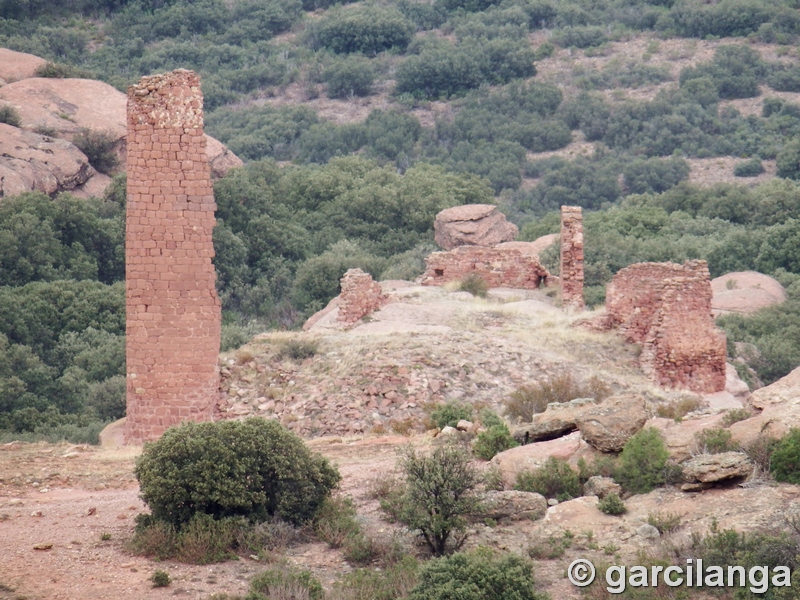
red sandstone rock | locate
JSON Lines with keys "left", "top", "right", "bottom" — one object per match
{"left": 711, "top": 271, "right": 787, "bottom": 316}
{"left": 0, "top": 49, "right": 46, "bottom": 83}
{"left": 0, "top": 123, "right": 95, "bottom": 197}
{"left": 421, "top": 245, "right": 550, "bottom": 289}
{"left": 124, "top": 69, "right": 222, "bottom": 444}
{"left": 433, "top": 204, "right": 518, "bottom": 250}
{"left": 560, "top": 206, "right": 584, "bottom": 311}
{"left": 605, "top": 260, "right": 726, "bottom": 394}
{"left": 337, "top": 268, "right": 387, "bottom": 325}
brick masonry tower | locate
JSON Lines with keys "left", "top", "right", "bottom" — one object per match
{"left": 560, "top": 205, "right": 585, "bottom": 311}
{"left": 125, "top": 69, "right": 221, "bottom": 444}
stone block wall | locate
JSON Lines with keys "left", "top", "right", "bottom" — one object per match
{"left": 605, "top": 260, "right": 725, "bottom": 393}
{"left": 421, "top": 245, "right": 550, "bottom": 289}
{"left": 560, "top": 206, "right": 584, "bottom": 311}
{"left": 125, "top": 69, "right": 221, "bottom": 444}
{"left": 337, "top": 268, "right": 386, "bottom": 325}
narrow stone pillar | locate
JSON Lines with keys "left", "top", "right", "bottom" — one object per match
{"left": 560, "top": 205, "right": 584, "bottom": 311}
{"left": 125, "top": 69, "right": 221, "bottom": 444}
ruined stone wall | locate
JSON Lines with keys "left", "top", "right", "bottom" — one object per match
{"left": 560, "top": 206, "right": 584, "bottom": 311}
{"left": 337, "top": 268, "right": 386, "bottom": 325}
{"left": 605, "top": 260, "right": 725, "bottom": 393}
{"left": 125, "top": 69, "right": 221, "bottom": 444}
{"left": 421, "top": 246, "right": 550, "bottom": 289}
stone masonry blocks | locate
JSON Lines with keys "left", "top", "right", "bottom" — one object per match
{"left": 560, "top": 206, "right": 584, "bottom": 311}
{"left": 125, "top": 69, "right": 221, "bottom": 443}
{"left": 337, "top": 268, "right": 387, "bottom": 325}
{"left": 421, "top": 245, "right": 550, "bottom": 289}
{"left": 606, "top": 260, "right": 726, "bottom": 393}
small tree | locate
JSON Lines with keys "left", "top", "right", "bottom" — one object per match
{"left": 615, "top": 427, "right": 670, "bottom": 494}
{"left": 770, "top": 428, "right": 800, "bottom": 484}
{"left": 396, "top": 445, "right": 481, "bottom": 556}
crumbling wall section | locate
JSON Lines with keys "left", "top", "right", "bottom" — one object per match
{"left": 560, "top": 206, "right": 584, "bottom": 311}
{"left": 337, "top": 268, "right": 387, "bottom": 325}
{"left": 421, "top": 246, "right": 550, "bottom": 289}
{"left": 605, "top": 260, "right": 725, "bottom": 393}
{"left": 125, "top": 69, "right": 221, "bottom": 444}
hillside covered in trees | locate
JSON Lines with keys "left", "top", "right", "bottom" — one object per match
{"left": 1, "top": 0, "right": 800, "bottom": 440}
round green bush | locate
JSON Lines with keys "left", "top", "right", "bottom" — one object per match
{"left": 473, "top": 424, "right": 519, "bottom": 460}
{"left": 614, "top": 427, "right": 670, "bottom": 495}
{"left": 135, "top": 418, "right": 340, "bottom": 527}
{"left": 734, "top": 158, "right": 765, "bottom": 178}
{"left": 770, "top": 428, "right": 800, "bottom": 484}
{"left": 598, "top": 493, "right": 626, "bottom": 515}
{"left": 408, "top": 548, "right": 547, "bottom": 600}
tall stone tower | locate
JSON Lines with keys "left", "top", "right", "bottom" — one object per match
{"left": 125, "top": 69, "right": 221, "bottom": 443}
{"left": 560, "top": 205, "right": 585, "bottom": 311}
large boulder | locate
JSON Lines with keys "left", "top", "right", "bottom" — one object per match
{"left": 479, "top": 490, "right": 548, "bottom": 521}
{"left": 0, "top": 49, "right": 47, "bottom": 84}
{"left": 730, "top": 366, "right": 800, "bottom": 446}
{"left": 434, "top": 204, "right": 518, "bottom": 250}
{"left": 495, "top": 233, "right": 558, "bottom": 259}
{"left": 511, "top": 397, "right": 596, "bottom": 444}
{"left": 682, "top": 452, "right": 754, "bottom": 483}
{"left": 646, "top": 414, "right": 725, "bottom": 463}
{"left": 490, "top": 431, "right": 581, "bottom": 488}
{"left": 0, "top": 124, "right": 94, "bottom": 197}
{"left": 711, "top": 271, "right": 787, "bottom": 316}
{"left": 576, "top": 393, "right": 648, "bottom": 452}
{"left": 0, "top": 76, "right": 242, "bottom": 195}
{"left": 583, "top": 476, "right": 621, "bottom": 499}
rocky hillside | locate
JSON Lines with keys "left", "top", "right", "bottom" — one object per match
{"left": 0, "top": 48, "right": 241, "bottom": 199}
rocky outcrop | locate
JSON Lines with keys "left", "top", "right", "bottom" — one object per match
{"left": 583, "top": 476, "right": 621, "bottom": 499}
{"left": 421, "top": 245, "right": 550, "bottom": 289}
{"left": 434, "top": 204, "right": 518, "bottom": 250}
{"left": 0, "top": 124, "right": 94, "bottom": 197}
{"left": 0, "top": 74, "right": 241, "bottom": 198}
{"left": 479, "top": 490, "right": 548, "bottom": 521}
{"left": 576, "top": 393, "right": 648, "bottom": 452}
{"left": 511, "top": 397, "right": 596, "bottom": 444}
{"left": 603, "top": 260, "right": 727, "bottom": 394}
{"left": 0, "top": 49, "right": 47, "bottom": 84}
{"left": 490, "top": 431, "right": 581, "bottom": 487}
{"left": 682, "top": 452, "right": 754, "bottom": 483}
{"left": 711, "top": 271, "right": 787, "bottom": 316}
{"left": 337, "top": 268, "right": 387, "bottom": 325}
{"left": 646, "top": 414, "right": 725, "bottom": 463}
{"left": 729, "top": 365, "right": 800, "bottom": 446}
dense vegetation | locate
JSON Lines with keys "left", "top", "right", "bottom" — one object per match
{"left": 2, "top": 0, "right": 800, "bottom": 439}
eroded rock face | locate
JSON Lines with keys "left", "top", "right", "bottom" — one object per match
{"left": 577, "top": 393, "right": 648, "bottom": 452}
{"left": 730, "top": 365, "right": 800, "bottom": 446}
{"left": 479, "top": 490, "right": 548, "bottom": 521}
{"left": 583, "top": 476, "right": 621, "bottom": 499}
{"left": 682, "top": 452, "right": 754, "bottom": 483}
{"left": 490, "top": 431, "right": 582, "bottom": 487}
{"left": 511, "top": 398, "right": 596, "bottom": 444}
{"left": 0, "top": 49, "right": 47, "bottom": 83}
{"left": 0, "top": 75, "right": 241, "bottom": 197}
{"left": 646, "top": 414, "right": 725, "bottom": 463}
{"left": 711, "top": 271, "right": 787, "bottom": 316}
{"left": 0, "top": 124, "right": 94, "bottom": 197}
{"left": 434, "top": 204, "right": 518, "bottom": 250}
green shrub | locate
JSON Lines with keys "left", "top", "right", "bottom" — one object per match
{"left": 72, "top": 129, "right": 119, "bottom": 175}
{"left": 35, "top": 62, "right": 93, "bottom": 78}
{"left": 614, "top": 427, "right": 670, "bottom": 495}
{"left": 647, "top": 511, "right": 683, "bottom": 534}
{"left": 314, "top": 495, "right": 361, "bottom": 548}
{"left": 249, "top": 565, "right": 324, "bottom": 600}
{"left": 655, "top": 396, "right": 702, "bottom": 421}
{"left": 770, "top": 428, "right": 800, "bottom": 484}
{"left": 324, "top": 56, "right": 376, "bottom": 99}
{"left": 553, "top": 26, "right": 607, "bottom": 49}
{"left": 175, "top": 513, "right": 241, "bottom": 564}
{"left": 473, "top": 424, "right": 518, "bottom": 460}
{"left": 504, "top": 374, "right": 611, "bottom": 423}
{"left": 721, "top": 408, "right": 751, "bottom": 427}
{"left": 430, "top": 401, "right": 473, "bottom": 429}
{"left": 135, "top": 418, "right": 340, "bottom": 528}
{"left": 395, "top": 445, "right": 481, "bottom": 556}
{"left": 598, "top": 493, "right": 627, "bottom": 515}
{"left": 408, "top": 547, "right": 547, "bottom": 600}
{"left": 311, "top": 6, "right": 414, "bottom": 55}
{"left": 744, "top": 433, "right": 780, "bottom": 472}
{"left": 695, "top": 428, "right": 740, "bottom": 454}
{"left": 150, "top": 570, "right": 171, "bottom": 588}
{"left": 331, "top": 556, "right": 419, "bottom": 600}
{"left": 514, "top": 457, "right": 581, "bottom": 501}
{"left": 458, "top": 273, "right": 489, "bottom": 297}
{"left": 0, "top": 105, "right": 21, "bottom": 127}
{"left": 735, "top": 158, "right": 765, "bottom": 177}
{"left": 527, "top": 530, "right": 573, "bottom": 560}
{"left": 277, "top": 338, "right": 319, "bottom": 360}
